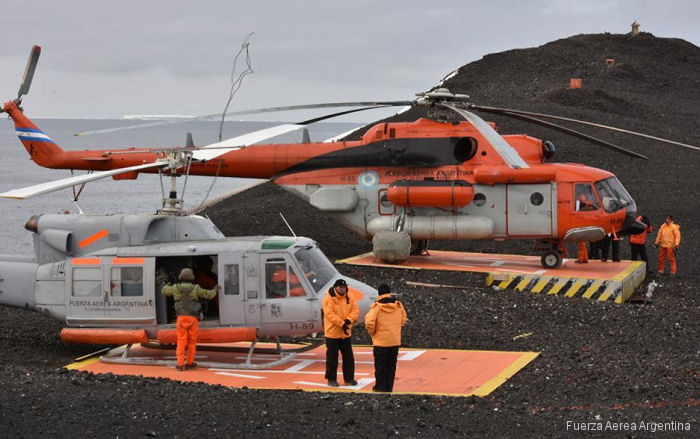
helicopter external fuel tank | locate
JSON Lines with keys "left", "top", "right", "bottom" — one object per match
{"left": 367, "top": 214, "right": 494, "bottom": 240}
{"left": 386, "top": 180, "right": 474, "bottom": 208}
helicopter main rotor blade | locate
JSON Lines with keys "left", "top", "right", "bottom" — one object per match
{"left": 472, "top": 104, "right": 699, "bottom": 152}
{"left": 17, "top": 45, "right": 41, "bottom": 100}
{"left": 476, "top": 107, "right": 648, "bottom": 160}
{"left": 0, "top": 162, "right": 166, "bottom": 200}
{"left": 75, "top": 101, "right": 413, "bottom": 136}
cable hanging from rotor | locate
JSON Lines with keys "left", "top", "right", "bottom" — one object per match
{"left": 219, "top": 32, "right": 255, "bottom": 141}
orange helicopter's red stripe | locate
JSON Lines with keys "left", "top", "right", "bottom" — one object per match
{"left": 72, "top": 257, "right": 101, "bottom": 266}
{"left": 113, "top": 257, "right": 145, "bottom": 265}
{"left": 79, "top": 229, "right": 109, "bottom": 249}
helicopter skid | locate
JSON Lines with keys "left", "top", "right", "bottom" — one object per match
{"left": 101, "top": 338, "right": 323, "bottom": 370}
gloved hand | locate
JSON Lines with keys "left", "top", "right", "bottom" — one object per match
{"left": 214, "top": 285, "right": 222, "bottom": 293}
{"left": 653, "top": 244, "right": 658, "bottom": 248}
{"left": 342, "top": 319, "right": 351, "bottom": 335}
{"left": 674, "top": 247, "right": 679, "bottom": 253}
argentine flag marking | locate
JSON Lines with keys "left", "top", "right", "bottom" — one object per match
{"left": 16, "top": 128, "right": 56, "bottom": 144}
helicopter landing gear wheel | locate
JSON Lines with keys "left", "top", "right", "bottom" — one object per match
{"left": 410, "top": 239, "right": 429, "bottom": 256}
{"left": 541, "top": 250, "right": 563, "bottom": 269}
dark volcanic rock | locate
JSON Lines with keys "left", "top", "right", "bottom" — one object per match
{"left": 2, "top": 33, "right": 699, "bottom": 438}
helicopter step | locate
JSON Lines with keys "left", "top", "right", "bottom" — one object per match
{"left": 337, "top": 250, "right": 647, "bottom": 303}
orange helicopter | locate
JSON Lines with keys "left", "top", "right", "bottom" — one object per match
{"left": 3, "top": 46, "right": 698, "bottom": 268}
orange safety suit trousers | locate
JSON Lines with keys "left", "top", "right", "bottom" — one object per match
{"left": 657, "top": 247, "right": 677, "bottom": 275}
{"left": 176, "top": 315, "right": 199, "bottom": 366}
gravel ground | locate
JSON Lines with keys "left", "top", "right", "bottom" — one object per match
{"left": 1, "top": 32, "right": 699, "bottom": 438}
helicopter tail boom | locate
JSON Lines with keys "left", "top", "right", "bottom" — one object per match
{"left": 3, "top": 100, "right": 66, "bottom": 168}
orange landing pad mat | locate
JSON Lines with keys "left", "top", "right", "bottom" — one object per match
{"left": 67, "top": 343, "right": 539, "bottom": 397}
{"left": 338, "top": 250, "right": 640, "bottom": 280}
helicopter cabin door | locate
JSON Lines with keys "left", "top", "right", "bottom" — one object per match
{"left": 105, "top": 257, "right": 156, "bottom": 326}
{"left": 65, "top": 256, "right": 156, "bottom": 327}
{"left": 507, "top": 184, "right": 553, "bottom": 236}
{"left": 259, "top": 254, "right": 314, "bottom": 334}
{"left": 217, "top": 252, "right": 246, "bottom": 325}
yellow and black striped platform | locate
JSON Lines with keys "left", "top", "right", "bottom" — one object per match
{"left": 487, "top": 261, "right": 646, "bottom": 303}
{"left": 338, "top": 251, "right": 647, "bottom": 303}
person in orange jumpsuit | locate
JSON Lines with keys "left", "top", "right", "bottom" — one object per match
{"left": 654, "top": 215, "right": 681, "bottom": 276}
{"left": 322, "top": 279, "right": 359, "bottom": 387}
{"left": 364, "top": 284, "right": 407, "bottom": 392}
{"left": 162, "top": 268, "right": 220, "bottom": 370}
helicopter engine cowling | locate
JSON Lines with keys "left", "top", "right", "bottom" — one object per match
{"left": 387, "top": 180, "right": 474, "bottom": 208}
{"left": 367, "top": 214, "right": 495, "bottom": 240}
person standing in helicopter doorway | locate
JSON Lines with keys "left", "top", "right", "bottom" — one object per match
{"left": 322, "top": 279, "right": 359, "bottom": 387}
{"left": 365, "top": 283, "right": 407, "bottom": 393}
{"left": 162, "top": 268, "right": 221, "bottom": 371}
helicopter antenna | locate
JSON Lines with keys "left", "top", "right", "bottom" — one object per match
{"left": 279, "top": 213, "right": 297, "bottom": 238}
{"left": 219, "top": 32, "right": 255, "bottom": 142}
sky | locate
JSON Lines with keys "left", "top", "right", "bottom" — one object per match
{"left": 0, "top": 0, "right": 698, "bottom": 122}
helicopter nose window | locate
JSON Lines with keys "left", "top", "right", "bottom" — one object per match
{"left": 453, "top": 137, "right": 478, "bottom": 162}
{"left": 473, "top": 193, "right": 487, "bottom": 207}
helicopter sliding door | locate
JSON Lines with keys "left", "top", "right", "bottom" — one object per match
{"left": 105, "top": 257, "right": 156, "bottom": 326}
{"left": 65, "top": 256, "right": 156, "bottom": 327}
{"left": 507, "top": 184, "right": 554, "bottom": 236}
{"left": 217, "top": 252, "right": 246, "bottom": 325}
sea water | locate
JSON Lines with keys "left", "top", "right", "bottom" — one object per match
{"left": 0, "top": 118, "right": 361, "bottom": 254}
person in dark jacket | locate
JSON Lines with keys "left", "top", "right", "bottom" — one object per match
{"left": 364, "top": 284, "right": 407, "bottom": 392}
{"left": 162, "top": 268, "right": 220, "bottom": 371}
{"left": 322, "top": 279, "right": 359, "bottom": 387}
{"left": 629, "top": 215, "right": 653, "bottom": 266}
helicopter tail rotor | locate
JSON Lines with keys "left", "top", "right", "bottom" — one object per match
{"left": 17, "top": 45, "right": 41, "bottom": 102}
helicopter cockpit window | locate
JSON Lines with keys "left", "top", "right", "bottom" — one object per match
{"left": 294, "top": 245, "right": 336, "bottom": 293}
{"left": 71, "top": 267, "right": 102, "bottom": 297}
{"left": 595, "top": 177, "right": 632, "bottom": 213}
{"left": 574, "top": 183, "right": 599, "bottom": 212}
{"left": 110, "top": 266, "right": 144, "bottom": 297}
{"left": 223, "top": 264, "right": 240, "bottom": 295}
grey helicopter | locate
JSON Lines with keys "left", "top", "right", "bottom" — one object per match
{"left": 0, "top": 46, "right": 377, "bottom": 369}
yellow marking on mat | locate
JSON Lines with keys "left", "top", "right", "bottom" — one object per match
{"left": 565, "top": 279, "right": 585, "bottom": 297}
{"left": 547, "top": 278, "right": 569, "bottom": 295}
{"left": 65, "top": 356, "right": 101, "bottom": 370}
{"left": 582, "top": 280, "right": 604, "bottom": 299}
{"left": 531, "top": 276, "right": 552, "bottom": 293}
{"left": 612, "top": 261, "right": 645, "bottom": 282}
{"left": 472, "top": 352, "right": 540, "bottom": 396}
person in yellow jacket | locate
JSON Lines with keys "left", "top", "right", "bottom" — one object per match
{"left": 654, "top": 215, "right": 681, "bottom": 276}
{"left": 322, "top": 279, "right": 359, "bottom": 387}
{"left": 162, "top": 268, "right": 220, "bottom": 371}
{"left": 365, "top": 284, "right": 407, "bottom": 392}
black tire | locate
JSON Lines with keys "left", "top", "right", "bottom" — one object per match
{"left": 541, "top": 250, "right": 563, "bottom": 269}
